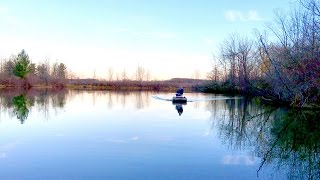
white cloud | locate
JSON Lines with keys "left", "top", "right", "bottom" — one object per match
{"left": 222, "top": 154, "right": 256, "bottom": 166}
{"left": 131, "top": 136, "right": 139, "bottom": 141}
{"left": 225, "top": 10, "right": 262, "bottom": 22}
{"left": 225, "top": 10, "right": 237, "bottom": 21}
{"left": 0, "top": 140, "right": 22, "bottom": 160}
{"left": 105, "top": 138, "right": 126, "bottom": 143}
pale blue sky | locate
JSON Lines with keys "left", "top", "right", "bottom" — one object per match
{"left": 0, "top": 0, "right": 294, "bottom": 79}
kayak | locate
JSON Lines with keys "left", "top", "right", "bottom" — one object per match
{"left": 172, "top": 96, "right": 187, "bottom": 103}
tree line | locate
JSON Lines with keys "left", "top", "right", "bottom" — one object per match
{"left": 0, "top": 50, "right": 204, "bottom": 90}
{"left": 105, "top": 65, "right": 152, "bottom": 82}
{"left": 0, "top": 49, "right": 153, "bottom": 85}
{"left": 206, "top": 0, "right": 320, "bottom": 108}
{"left": 0, "top": 49, "right": 67, "bottom": 87}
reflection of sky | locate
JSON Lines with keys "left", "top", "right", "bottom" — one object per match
{"left": 0, "top": 91, "right": 273, "bottom": 179}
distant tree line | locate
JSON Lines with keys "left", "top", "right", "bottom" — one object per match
{"left": 0, "top": 49, "right": 68, "bottom": 87}
{"left": 105, "top": 64, "right": 151, "bottom": 82}
{"left": 0, "top": 50, "right": 203, "bottom": 91}
{"left": 205, "top": 0, "right": 320, "bottom": 108}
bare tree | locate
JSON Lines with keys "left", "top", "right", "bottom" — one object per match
{"left": 107, "top": 67, "right": 114, "bottom": 81}
{"left": 37, "top": 63, "right": 50, "bottom": 85}
{"left": 207, "top": 64, "right": 219, "bottom": 82}
{"left": 218, "top": 34, "right": 256, "bottom": 91}
{"left": 36, "top": 59, "right": 51, "bottom": 85}
{"left": 51, "top": 62, "right": 59, "bottom": 79}
{"left": 258, "top": 0, "right": 320, "bottom": 106}
{"left": 220, "top": 34, "right": 238, "bottom": 87}
{"left": 145, "top": 70, "right": 151, "bottom": 81}
{"left": 121, "top": 68, "right": 128, "bottom": 81}
{"left": 135, "top": 64, "right": 145, "bottom": 81}
{"left": 4, "top": 59, "right": 15, "bottom": 76}
{"left": 116, "top": 72, "right": 120, "bottom": 81}
{"left": 0, "top": 58, "right": 3, "bottom": 74}
{"left": 193, "top": 69, "right": 201, "bottom": 79}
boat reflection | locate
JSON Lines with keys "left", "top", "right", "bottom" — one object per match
{"left": 173, "top": 101, "right": 187, "bottom": 116}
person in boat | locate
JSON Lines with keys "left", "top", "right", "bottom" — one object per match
{"left": 176, "top": 86, "right": 184, "bottom": 96}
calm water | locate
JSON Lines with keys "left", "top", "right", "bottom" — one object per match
{"left": 0, "top": 90, "right": 319, "bottom": 179}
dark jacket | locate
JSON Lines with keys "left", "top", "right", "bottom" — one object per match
{"left": 176, "top": 88, "right": 184, "bottom": 95}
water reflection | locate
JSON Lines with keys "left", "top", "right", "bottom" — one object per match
{"left": 205, "top": 98, "right": 320, "bottom": 179}
{"left": 0, "top": 89, "right": 68, "bottom": 123}
{"left": 173, "top": 102, "right": 187, "bottom": 116}
{"left": 175, "top": 104, "right": 183, "bottom": 115}
{"left": 0, "top": 90, "right": 319, "bottom": 179}
{"left": 257, "top": 109, "right": 320, "bottom": 179}
{"left": 0, "top": 90, "right": 154, "bottom": 123}
{"left": 12, "top": 95, "right": 30, "bottom": 124}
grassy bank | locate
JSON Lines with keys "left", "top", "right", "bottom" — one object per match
{"left": 0, "top": 78, "right": 206, "bottom": 93}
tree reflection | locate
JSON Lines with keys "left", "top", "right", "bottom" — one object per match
{"left": 256, "top": 109, "right": 320, "bottom": 179}
{"left": 12, "top": 95, "right": 30, "bottom": 124}
{"left": 211, "top": 98, "right": 270, "bottom": 150}
{"left": 51, "top": 90, "right": 67, "bottom": 108}
{"left": 134, "top": 91, "right": 150, "bottom": 110}
{"left": 207, "top": 98, "right": 320, "bottom": 179}
{"left": 36, "top": 90, "right": 50, "bottom": 118}
{"left": 0, "top": 89, "right": 68, "bottom": 123}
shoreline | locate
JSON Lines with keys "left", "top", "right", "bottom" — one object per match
{"left": 1, "top": 84, "right": 319, "bottom": 109}
{"left": 0, "top": 84, "right": 195, "bottom": 92}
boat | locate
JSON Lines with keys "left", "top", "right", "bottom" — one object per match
{"left": 172, "top": 96, "right": 187, "bottom": 103}
{"left": 173, "top": 87, "right": 187, "bottom": 103}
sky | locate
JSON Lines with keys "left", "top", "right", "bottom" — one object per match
{"left": 0, "top": 0, "right": 295, "bottom": 80}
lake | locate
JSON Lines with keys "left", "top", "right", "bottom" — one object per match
{"left": 0, "top": 89, "right": 319, "bottom": 179}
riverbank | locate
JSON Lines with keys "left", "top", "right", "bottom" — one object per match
{"left": 197, "top": 82, "right": 320, "bottom": 109}
{"left": 0, "top": 78, "right": 206, "bottom": 92}
{"left": 2, "top": 79, "right": 319, "bottom": 109}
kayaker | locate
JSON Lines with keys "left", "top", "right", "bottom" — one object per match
{"left": 176, "top": 86, "right": 184, "bottom": 96}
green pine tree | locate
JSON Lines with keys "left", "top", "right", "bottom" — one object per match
{"left": 14, "top": 49, "right": 32, "bottom": 79}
